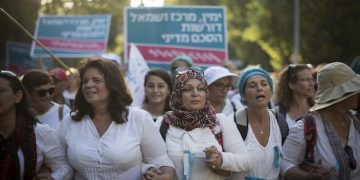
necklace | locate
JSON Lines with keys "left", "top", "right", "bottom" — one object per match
{"left": 259, "top": 128, "right": 264, "bottom": 135}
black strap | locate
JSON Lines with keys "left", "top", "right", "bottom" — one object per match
{"left": 234, "top": 109, "right": 289, "bottom": 143}
{"left": 236, "top": 123, "right": 248, "bottom": 141}
{"left": 230, "top": 101, "right": 237, "bottom": 122}
{"left": 234, "top": 111, "right": 248, "bottom": 141}
{"left": 58, "top": 105, "right": 64, "bottom": 120}
{"left": 272, "top": 110, "right": 289, "bottom": 144}
{"left": 159, "top": 120, "right": 170, "bottom": 141}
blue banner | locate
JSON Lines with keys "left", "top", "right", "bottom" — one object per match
{"left": 6, "top": 41, "right": 52, "bottom": 75}
{"left": 31, "top": 15, "right": 111, "bottom": 58}
{"left": 125, "top": 6, "right": 227, "bottom": 67}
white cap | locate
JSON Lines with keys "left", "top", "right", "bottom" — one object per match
{"left": 101, "top": 53, "right": 121, "bottom": 65}
{"left": 204, "top": 66, "right": 239, "bottom": 85}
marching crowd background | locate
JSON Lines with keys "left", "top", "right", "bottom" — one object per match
{"left": 1, "top": 54, "right": 360, "bottom": 180}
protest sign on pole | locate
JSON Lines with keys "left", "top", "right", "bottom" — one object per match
{"left": 127, "top": 43, "right": 149, "bottom": 107}
{"left": 31, "top": 14, "right": 111, "bottom": 58}
{"left": 6, "top": 41, "right": 52, "bottom": 75}
{"left": 124, "top": 6, "right": 227, "bottom": 70}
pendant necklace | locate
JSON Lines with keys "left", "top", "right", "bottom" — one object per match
{"left": 259, "top": 128, "right": 264, "bottom": 135}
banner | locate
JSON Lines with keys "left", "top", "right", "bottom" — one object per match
{"left": 127, "top": 43, "right": 149, "bottom": 107}
{"left": 124, "top": 6, "right": 227, "bottom": 69}
{"left": 6, "top": 41, "right": 52, "bottom": 75}
{"left": 31, "top": 14, "right": 111, "bottom": 58}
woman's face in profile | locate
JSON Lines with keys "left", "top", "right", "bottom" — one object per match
{"left": 181, "top": 79, "right": 206, "bottom": 112}
{"left": 0, "top": 77, "right": 22, "bottom": 116}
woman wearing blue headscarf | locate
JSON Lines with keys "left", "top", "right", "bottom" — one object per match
{"left": 234, "top": 66, "right": 284, "bottom": 180}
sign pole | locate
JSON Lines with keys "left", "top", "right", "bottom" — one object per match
{"left": 0, "top": 8, "right": 70, "bottom": 71}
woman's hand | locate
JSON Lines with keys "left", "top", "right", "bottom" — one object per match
{"left": 143, "top": 166, "right": 174, "bottom": 180}
{"left": 36, "top": 165, "right": 54, "bottom": 180}
{"left": 204, "top": 146, "right": 232, "bottom": 177}
{"left": 204, "top": 145, "right": 223, "bottom": 168}
{"left": 286, "top": 160, "right": 334, "bottom": 180}
{"left": 299, "top": 160, "right": 334, "bottom": 179}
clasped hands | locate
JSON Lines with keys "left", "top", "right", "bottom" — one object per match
{"left": 204, "top": 145, "right": 223, "bottom": 169}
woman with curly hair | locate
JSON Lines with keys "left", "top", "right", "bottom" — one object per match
{"left": 57, "top": 58, "right": 175, "bottom": 179}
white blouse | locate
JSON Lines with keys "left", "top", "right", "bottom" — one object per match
{"left": 155, "top": 114, "right": 255, "bottom": 180}
{"left": 281, "top": 113, "right": 360, "bottom": 179}
{"left": 22, "top": 123, "right": 73, "bottom": 180}
{"left": 37, "top": 102, "right": 70, "bottom": 129}
{"left": 57, "top": 107, "right": 174, "bottom": 180}
{"left": 242, "top": 109, "right": 282, "bottom": 180}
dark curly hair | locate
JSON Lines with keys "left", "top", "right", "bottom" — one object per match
{"left": 143, "top": 68, "right": 173, "bottom": 113}
{"left": 72, "top": 57, "right": 133, "bottom": 124}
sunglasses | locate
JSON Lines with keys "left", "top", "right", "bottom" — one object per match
{"left": 344, "top": 145, "right": 357, "bottom": 170}
{"left": 175, "top": 67, "right": 204, "bottom": 77}
{"left": 0, "top": 70, "right": 17, "bottom": 78}
{"left": 286, "top": 64, "right": 297, "bottom": 83}
{"left": 212, "top": 82, "right": 232, "bottom": 90}
{"left": 36, "top": 87, "right": 55, "bottom": 97}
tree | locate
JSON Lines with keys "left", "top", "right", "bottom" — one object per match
{"left": 0, "top": 0, "right": 41, "bottom": 68}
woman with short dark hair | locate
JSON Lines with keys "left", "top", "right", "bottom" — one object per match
{"left": 0, "top": 70, "right": 73, "bottom": 179}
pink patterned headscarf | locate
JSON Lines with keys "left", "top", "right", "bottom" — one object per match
{"left": 163, "top": 68, "right": 216, "bottom": 131}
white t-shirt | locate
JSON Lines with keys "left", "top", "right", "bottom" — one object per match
{"left": 285, "top": 113, "right": 297, "bottom": 128}
{"left": 18, "top": 123, "right": 73, "bottom": 180}
{"left": 62, "top": 90, "right": 77, "bottom": 108}
{"left": 242, "top": 109, "right": 282, "bottom": 180}
{"left": 57, "top": 107, "right": 174, "bottom": 180}
{"left": 37, "top": 102, "right": 70, "bottom": 129}
{"left": 281, "top": 113, "right": 360, "bottom": 179}
{"left": 155, "top": 114, "right": 255, "bottom": 180}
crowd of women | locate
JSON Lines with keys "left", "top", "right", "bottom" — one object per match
{"left": 1, "top": 55, "right": 360, "bottom": 180}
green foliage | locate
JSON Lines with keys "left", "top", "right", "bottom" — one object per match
{"left": 0, "top": 0, "right": 42, "bottom": 68}
{"left": 3, "top": 0, "right": 359, "bottom": 71}
{"left": 41, "top": 0, "right": 129, "bottom": 54}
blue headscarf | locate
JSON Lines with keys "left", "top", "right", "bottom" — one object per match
{"left": 238, "top": 67, "right": 273, "bottom": 105}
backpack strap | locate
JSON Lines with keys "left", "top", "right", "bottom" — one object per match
{"left": 302, "top": 113, "right": 317, "bottom": 163}
{"left": 159, "top": 119, "right": 170, "bottom": 141}
{"left": 58, "top": 105, "right": 64, "bottom": 121}
{"left": 230, "top": 101, "right": 237, "bottom": 122}
{"left": 234, "top": 109, "right": 248, "bottom": 140}
{"left": 270, "top": 109, "right": 289, "bottom": 144}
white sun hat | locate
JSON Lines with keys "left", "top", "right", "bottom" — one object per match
{"left": 204, "top": 66, "right": 239, "bottom": 86}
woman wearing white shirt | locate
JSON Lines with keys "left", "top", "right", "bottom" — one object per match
{"left": 0, "top": 70, "right": 73, "bottom": 180}
{"left": 153, "top": 67, "right": 255, "bottom": 180}
{"left": 141, "top": 69, "right": 173, "bottom": 121}
{"left": 274, "top": 64, "right": 315, "bottom": 128}
{"left": 281, "top": 62, "right": 360, "bottom": 179}
{"left": 235, "top": 67, "right": 283, "bottom": 179}
{"left": 57, "top": 58, "right": 175, "bottom": 179}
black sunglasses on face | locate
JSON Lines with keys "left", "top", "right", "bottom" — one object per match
{"left": 344, "top": 145, "right": 357, "bottom": 170}
{"left": 36, "top": 87, "right": 55, "bottom": 97}
{"left": 175, "top": 67, "right": 204, "bottom": 77}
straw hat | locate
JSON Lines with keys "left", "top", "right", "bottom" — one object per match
{"left": 310, "top": 62, "right": 360, "bottom": 111}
